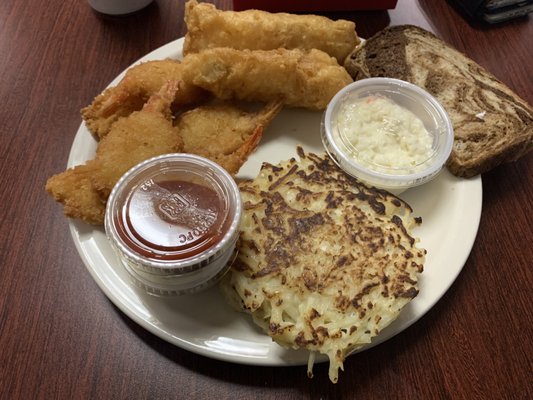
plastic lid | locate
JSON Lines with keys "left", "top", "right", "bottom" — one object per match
{"left": 105, "top": 154, "right": 242, "bottom": 275}
{"left": 321, "top": 78, "right": 454, "bottom": 192}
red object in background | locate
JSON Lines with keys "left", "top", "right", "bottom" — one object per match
{"left": 233, "top": 0, "right": 398, "bottom": 12}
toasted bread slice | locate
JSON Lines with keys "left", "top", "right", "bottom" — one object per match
{"left": 344, "top": 25, "right": 533, "bottom": 178}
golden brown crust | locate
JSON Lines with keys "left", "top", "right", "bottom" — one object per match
{"left": 183, "top": 0, "right": 359, "bottom": 63}
{"left": 81, "top": 60, "right": 206, "bottom": 141}
{"left": 221, "top": 147, "right": 425, "bottom": 383}
{"left": 45, "top": 162, "right": 105, "bottom": 225}
{"left": 176, "top": 100, "right": 282, "bottom": 174}
{"left": 181, "top": 47, "right": 353, "bottom": 110}
{"left": 46, "top": 82, "right": 183, "bottom": 224}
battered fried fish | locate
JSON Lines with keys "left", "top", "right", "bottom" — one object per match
{"left": 183, "top": 0, "right": 359, "bottom": 63}
{"left": 81, "top": 59, "right": 205, "bottom": 140}
{"left": 176, "top": 100, "right": 282, "bottom": 174}
{"left": 181, "top": 47, "right": 353, "bottom": 110}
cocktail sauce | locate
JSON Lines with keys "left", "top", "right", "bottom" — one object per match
{"left": 116, "top": 179, "right": 228, "bottom": 261}
{"left": 105, "top": 153, "right": 242, "bottom": 296}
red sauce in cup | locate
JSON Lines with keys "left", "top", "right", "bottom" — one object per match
{"left": 105, "top": 153, "right": 242, "bottom": 295}
{"left": 115, "top": 179, "right": 227, "bottom": 261}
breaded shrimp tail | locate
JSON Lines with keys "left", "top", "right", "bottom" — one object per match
{"left": 46, "top": 81, "right": 183, "bottom": 225}
{"left": 45, "top": 161, "right": 105, "bottom": 225}
{"left": 181, "top": 47, "right": 352, "bottom": 110}
{"left": 81, "top": 60, "right": 205, "bottom": 140}
{"left": 91, "top": 80, "right": 184, "bottom": 200}
{"left": 177, "top": 100, "right": 283, "bottom": 174}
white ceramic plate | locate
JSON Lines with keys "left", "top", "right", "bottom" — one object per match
{"left": 68, "top": 38, "right": 482, "bottom": 366}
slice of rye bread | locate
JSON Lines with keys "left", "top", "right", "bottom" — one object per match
{"left": 344, "top": 25, "right": 533, "bottom": 178}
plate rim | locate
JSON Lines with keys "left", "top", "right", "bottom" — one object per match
{"left": 67, "top": 37, "right": 483, "bottom": 366}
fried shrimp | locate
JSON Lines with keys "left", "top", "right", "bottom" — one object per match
{"left": 183, "top": 0, "right": 359, "bottom": 63}
{"left": 177, "top": 100, "right": 282, "bottom": 174}
{"left": 81, "top": 59, "right": 205, "bottom": 140}
{"left": 45, "top": 161, "right": 105, "bottom": 225}
{"left": 181, "top": 47, "right": 352, "bottom": 110}
{"left": 46, "top": 81, "right": 183, "bottom": 224}
{"left": 91, "top": 80, "right": 184, "bottom": 200}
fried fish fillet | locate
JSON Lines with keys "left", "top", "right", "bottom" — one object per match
{"left": 183, "top": 0, "right": 359, "bottom": 63}
{"left": 181, "top": 47, "right": 352, "bottom": 110}
{"left": 220, "top": 147, "right": 425, "bottom": 383}
{"left": 81, "top": 59, "right": 205, "bottom": 140}
{"left": 176, "top": 100, "right": 282, "bottom": 174}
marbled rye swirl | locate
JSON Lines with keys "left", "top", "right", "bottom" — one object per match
{"left": 344, "top": 25, "right": 533, "bottom": 178}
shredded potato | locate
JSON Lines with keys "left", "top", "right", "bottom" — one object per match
{"left": 221, "top": 147, "right": 425, "bottom": 383}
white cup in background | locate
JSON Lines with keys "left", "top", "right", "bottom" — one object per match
{"left": 89, "top": 0, "right": 153, "bottom": 15}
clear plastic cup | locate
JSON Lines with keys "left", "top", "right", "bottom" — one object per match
{"left": 321, "top": 78, "right": 454, "bottom": 193}
{"left": 105, "top": 154, "right": 242, "bottom": 296}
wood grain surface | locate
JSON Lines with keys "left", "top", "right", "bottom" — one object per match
{"left": 0, "top": 0, "right": 531, "bottom": 398}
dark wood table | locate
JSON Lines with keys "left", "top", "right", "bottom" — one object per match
{"left": 1, "top": 0, "right": 532, "bottom": 398}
